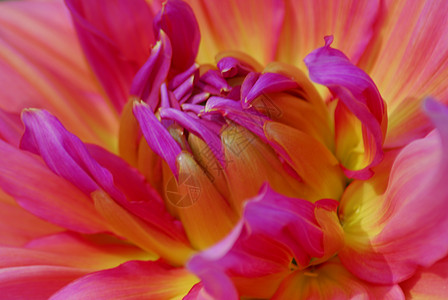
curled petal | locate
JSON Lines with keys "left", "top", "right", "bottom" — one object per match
{"left": 339, "top": 99, "right": 448, "bottom": 283}
{"left": 305, "top": 37, "right": 387, "bottom": 179}
{"left": 130, "top": 31, "right": 172, "bottom": 109}
{"left": 154, "top": 0, "right": 200, "bottom": 74}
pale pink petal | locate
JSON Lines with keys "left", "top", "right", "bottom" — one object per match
{"left": 367, "top": 0, "right": 448, "bottom": 147}
{"left": 0, "top": 266, "right": 87, "bottom": 300}
{"left": 50, "top": 260, "right": 198, "bottom": 300}
{"left": 65, "top": 0, "right": 156, "bottom": 111}
{"left": 0, "top": 0, "right": 117, "bottom": 149}
{"left": 400, "top": 255, "right": 448, "bottom": 299}
{"left": 0, "top": 139, "right": 108, "bottom": 233}
{"left": 339, "top": 99, "right": 448, "bottom": 284}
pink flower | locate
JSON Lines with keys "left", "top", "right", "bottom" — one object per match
{"left": 0, "top": 0, "right": 447, "bottom": 299}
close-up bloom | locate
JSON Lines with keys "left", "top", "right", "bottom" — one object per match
{"left": 1, "top": 0, "right": 448, "bottom": 299}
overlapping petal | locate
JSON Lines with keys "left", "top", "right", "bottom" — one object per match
{"left": 339, "top": 99, "right": 448, "bottom": 284}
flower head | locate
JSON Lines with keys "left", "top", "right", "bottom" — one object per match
{"left": 0, "top": 0, "right": 448, "bottom": 299}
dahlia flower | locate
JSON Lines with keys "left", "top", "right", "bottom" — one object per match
{"left": 0, "top": 0, "right": 447, "bottom": 299}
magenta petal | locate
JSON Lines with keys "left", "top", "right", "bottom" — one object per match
{"left": 188, "top": 184, "right": 326, "bottom": 298}
{"left": 304, "top": 36, "right": 386, "bottom": 179}
{"left": 204, "top": 97, "right": 269, "bottom": 141}
{"left": 20, "top": 110, "right": 120, "bottom": 199}
{"left": 130, "top": 31, "right": 172, "bottom": 109}
{"left": 199, "top": 70, "right": 231, "bottom": 95}
{"left": 133, "top": 101, "right": 182, "bottom": 176}
{"left": 159, "top": 108, "right": 224, "bottom": 164}
{"left": 242, "top": 72, "right": 299, "bottom": 108}
{"left": 154, "top": 0, "right": 200, "bottom": 74}
{"left": 217, "top": 56, "right": 255, "bottom": 78}
{"left": 65, "top": 0, "right": 155, "bottom": 111}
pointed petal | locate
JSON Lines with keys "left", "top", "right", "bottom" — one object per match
{"left": 133, "top": 101, "right": 182, "bottom": 176}
{"left": 339, "top": 99, "right": 448, "bottom": 284}
{"left": 50, "top": 260, "right": 198, "bottom": 300}
{"left": 305, "top": 37, "right": 387, "bottom": 179}
{"left": 367, "top": 0, "right": 448, "bottom": 147}
{"left": 65, "top": 0, "right": 155, "bottom": 111}
{"left": 130, "top": 31, "right": 172, "bottom": 109}
{"left": 272, "top": 259, "right": 404, "bottom": 300}
{"left": 154, "top": 0, "right": 199, "bottom": 74}
{"left": 0, "top": 0, "right": 118, "bottom": 148}
{"left": 0, "top": 266, "right": 87, "bottom": 300}
{"left": 0, "top": 139, "right": 108, "bottom": 233}
{"left": 400, "top": 255, "right": 448, "bottom": 299}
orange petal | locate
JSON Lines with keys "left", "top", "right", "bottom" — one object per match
{"left": 272, "top": 259, "right": 404, "bottom": 299}
{"left": 168, "top": 152, "right": 238, "bottom": 250}
{"left": 265, "top": 121, "right": 345, "bottom": 201}
{"left": 92, "top": 190, "right": 194, "bottom": 266}
{"left": 221, "top": 123, "right": 310, "bottom": 210}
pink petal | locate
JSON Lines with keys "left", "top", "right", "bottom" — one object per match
{"left": 0, "top": 190, "right": 62, "bottom": 246}
{"left": 367, "top": 0, "right": 448, "bottom": 148}
{"left": 154, "top": 0, "right": 200, "bottom": 74}
{"left": 339, "top": 99, "right": 448, "bottom": 284}
{"left": 0, "top": 0, "right": 117, "bottom": 148}
{"left": 50, "top": 260, "right": 198, "bottom": 300}
{"left": 0, "top": 266, "right": 87, "bottom": 300}
{"left": 133, "top": 101, "right": 182, "bottom": 176}
{"left": 130, "top": 31, "right": 172, "bottom": 109}
{"left": 400, "top": 255, "right": 448, "bottom": 299}
{"left": 188, "top": 184, "right": 328, "bottom": 299}
{"left": 304, "top": 36, "right": 387, "bottom": 179}
{"left": 65, "top": 0, "right": 155, "bottom": 111}
{"left": 0, "top": 139, "right": 108, "bottom": 233}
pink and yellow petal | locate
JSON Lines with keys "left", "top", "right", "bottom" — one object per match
{"left": 367, "top": 0, "right": 448, "bottom": 147}
{"left": 272, "top": 259, "right": 404, "bottom": 300}
{"left": 276, "top": 0, "right": 382, "bottom": 70}
{"left": 339, "top": 99, "right": 448, "bottom": 284}
{"left": 50, "top": 260, "right": 198, "bottom": 300}
{"left": 186, "top": 0, "right": 285, "bottom": 66}
{"left": 0, "top": 0, "right": 117, "bottom": 150}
